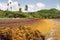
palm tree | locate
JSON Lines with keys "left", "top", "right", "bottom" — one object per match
{"left": 18, "top": 3, "right": 20, "bottom": 7}
{"left": 19, "top": 8, "right": 22, "bottom": 12}
{"left": 7, "top": 2, "right": 12, "bottom": 11}
{"left": 18, "top": 3, "right": 21, "bottom": 12}
{"left": 10, "top": 2, "right": 11, "bottom": 4}
{"left": 7, "top": 3, "right": 9, "bottom": 11}
{"left": 7, "top": 3, "right": 9, "bottom": 6}
{"left": 25, "top": 5, "right": 28, "bottom": 11}
{"left": 10, "top": 7, "right": 12, "bottom": 11}
{"left": 9, "top": 2, "right": 12, "bottom": 11}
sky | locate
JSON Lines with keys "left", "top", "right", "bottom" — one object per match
{"left": 0, "top": 0, "right": 60, "bottom": 12}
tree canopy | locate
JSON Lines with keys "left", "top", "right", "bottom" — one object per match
{"left": 0, "top": 8, "right": 60, "bottom": 18}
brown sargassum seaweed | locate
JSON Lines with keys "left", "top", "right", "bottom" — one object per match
{"left": 0, "top": 26, "right": 45, "bottom": 40}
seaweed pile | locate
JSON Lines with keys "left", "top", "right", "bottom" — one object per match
{"left": 0, "top": 26, "right": 45, "bottom": 40}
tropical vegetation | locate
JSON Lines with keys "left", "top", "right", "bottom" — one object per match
{"left": 0, "top": 8, "right": 60, "bottom": 18}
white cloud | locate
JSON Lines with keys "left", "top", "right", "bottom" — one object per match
{"left": 36, "top": 2, "right": 45, "bottom": 9}
{"left": 36, "top": 2, "right": 46, "bottom": 11}
{"left": 56, "top": 4, "right": 60, "bottom": 10}
{"left": 0, "top": 1, "right": 45, "bottom": 12}
{"left": 0, "top": 3, "right": 7, "bottom": 11}
{"left": 28, "top": 5, "right": 36, "bottom": 12}
{"left": 9, "top": 1, "right": 19, "bottom": 11}
{"left": 23, "top": 2, "right": 46, "bottom": 12}
{"left": 0, "top": 1, "right": 19, "bottom": 11}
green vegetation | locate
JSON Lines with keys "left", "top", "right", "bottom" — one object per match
{"left": 0, "top": 8, "right": 60, "bottom": 18}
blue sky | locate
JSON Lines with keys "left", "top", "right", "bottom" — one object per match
{"left": 0, "top": 0, "right": 60, "bottom": 8}
{"left": 0, "top": 0, "right": 60, "bottom": 12}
